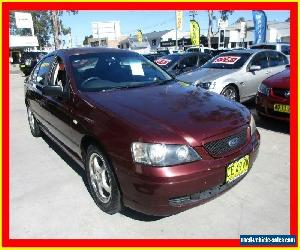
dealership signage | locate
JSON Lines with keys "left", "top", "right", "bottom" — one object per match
{"left": 160, "top": 39, "right": 191, "bottom": 47}
{"left": 240, "top": 21, "right": 247, "bottom": 39}
{"left": 252, "top": 10, "right": 267, "bottom": 44}
{"left": 14, "top": 12, "right": 33, "bottom": 29}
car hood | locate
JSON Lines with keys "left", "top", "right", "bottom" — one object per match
{"left": 263, "top": 69, "right": 290, "bottom": 89}
{"left": 177, "top": 67, "right": 239, "bottom": 83}
{"left": 83, "top": 81, "right": 250, "bottom": 146}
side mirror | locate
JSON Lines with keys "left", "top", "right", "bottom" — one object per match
{"left": 249, "top": 65, "right": 261, "bottom": 72}
{"left": 24, "top": 76, "right": 29, "bottom": 83}
{"left": 42, "top": 85, "right": 63, "bottom": 97}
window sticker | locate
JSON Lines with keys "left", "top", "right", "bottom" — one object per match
{"left": 213, "top": 56, "right": 241, "bottom": 64}
{"left": 130, "top": 62, "right": 144, "bottom": 76}
{"left": 155, "top": 59, "right": 171, "bottom": 66}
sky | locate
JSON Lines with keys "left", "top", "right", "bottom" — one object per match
{"left": 61, "top": 10, "right": 290, "bottom": 45}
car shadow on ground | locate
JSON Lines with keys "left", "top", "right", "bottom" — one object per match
{"left": 243, "top": 99, "right": 290, "bottom": 135}
{"left": 41, "top": 133, "right": 166, "bottom": 222}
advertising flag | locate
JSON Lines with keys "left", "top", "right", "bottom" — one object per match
{"left": 252, "top": 10, "right": 267, "bottom": 44}
{"left": 190, "top": 20, "right": 200, "bottom": 46}
{"left": 137, "top": 30, "right": 143, "bottom": 42}
{"left": 176, "top": 11, "right": 183, "bottom": 31}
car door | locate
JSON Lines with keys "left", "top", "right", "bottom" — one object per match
{"left": 267, "top": 51, "right": 289, "bottom": 76}
{"left": 41, "top": 56, "right": 77, "bottom": 152}
{"left": 241, "top": 52, "right": 271, "bottom": 99}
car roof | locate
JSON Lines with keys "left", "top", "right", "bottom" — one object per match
{"left": 251, "top": 42, "right": 290, "bottom": 46}
{"left": 168, "top": 52, "right": 210, "bottom": 57}
{"left": 222, "top": 49, "right": 275, "bottom": 54}
{"left": 55, "top": 47, "right": 139, "bottom": 57}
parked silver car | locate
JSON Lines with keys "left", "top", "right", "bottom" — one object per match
{"left": 177, "top": 49, "right": 289, "bottom": 102}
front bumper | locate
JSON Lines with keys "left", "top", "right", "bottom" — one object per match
{"left": 256, "top": 92, "right": 290, "bottom": 122}
{"left": 116, "top": 131, "right": 260, "bottom": 216}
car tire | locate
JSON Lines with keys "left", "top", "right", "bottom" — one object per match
{"left": 221, "top": 85, "right": 239, "bottom": 101}
{"left": 27, "top": 106, "right": 41, "bottom": 137}
{"left": 85, "top": 145, "right": 122, "bottom": 215}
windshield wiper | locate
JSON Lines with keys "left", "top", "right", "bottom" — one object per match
{"left": 101, "top": 84, "right": 146, "bottom": 92}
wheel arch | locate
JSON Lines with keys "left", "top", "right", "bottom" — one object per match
{"left": 80, "top": 135, "right": 124, "bottom": 198}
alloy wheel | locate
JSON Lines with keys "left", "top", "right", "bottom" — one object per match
{"left": 88, "top": 153, "right": 112, "bottom": 204}
{"left": 222, "top": 87, "right": 237, "bottom": 101}
{"left": 27, "top": 107, "right": 35, "bottom": 130}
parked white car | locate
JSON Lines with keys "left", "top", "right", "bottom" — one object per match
{"left": 177, "top": 49, "right": 289, "bottom": 102}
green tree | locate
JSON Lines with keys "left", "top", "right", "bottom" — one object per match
{"left": 235, "top": 17, "right": 245, "bottom": 24}
{"left": 49, "top": 11, "right": 78, "bottom": 49}
{"left": 83, "top": 35, "right": 93, "bottom": 45}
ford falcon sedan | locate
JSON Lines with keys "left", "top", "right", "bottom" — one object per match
{"left": 24, "top": 47, "right": 260, "bottom": 216}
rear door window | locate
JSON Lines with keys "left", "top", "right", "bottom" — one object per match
{"left": 277, "top": 52, "right": 289, "bottom": 65}
{"left": 267, "top": 51, "right": 287, "bottom": 67}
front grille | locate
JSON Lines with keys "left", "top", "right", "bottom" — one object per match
{"left": 204, "top": 128, "right": 247, "bottom": 157}
{"left": 272, "top": 88, "right": 289, "bottom": 99}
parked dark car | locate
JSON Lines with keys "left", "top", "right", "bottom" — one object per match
{"left": 256, "top": 67, "right": 290, "bottom": 121}
{"left": 154, "top": 52, "right": 212, "bottom": 76}
{"left": 19, "top": 51, "right": 48, "bottom": 76}
{"left": 24, "top": 47, "right": 260, "bottom": 216}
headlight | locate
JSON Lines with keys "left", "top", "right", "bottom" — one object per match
{"left": 258, "top": 83, "right": 270, "bottom": 96}
{"left": 194, "top": 81, "right": 215, "bottom": 90}
{"left": 250, "top": 114, "right": 257, "bottom": 137}
{"left": 131, "top": 142, "right": 201, "bottom": 166}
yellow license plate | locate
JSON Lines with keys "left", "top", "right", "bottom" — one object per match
{"left": 274, "top": 104, "right": 290, "bottom": 113}
{"left": 20, "top": 65, "right": 25, "bottom": 68}
{"left": 226, "top": 155, "right": 250, "bottom": 183}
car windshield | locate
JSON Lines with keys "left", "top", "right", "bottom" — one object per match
{"left": 202, "top": 53, "right": 252, "bottom": 69}
{"left": 70, "top": 52, "right": 172, "bottom": 92}
{"left": 154, "top": 54, "right": 181, "bottom": 69}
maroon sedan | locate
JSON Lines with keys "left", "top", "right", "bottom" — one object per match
{"left": 24, "top": 48, "right": 260, "bottom": 216}
{"left": 256, "top": 67, "right": 290, "bottom": 121}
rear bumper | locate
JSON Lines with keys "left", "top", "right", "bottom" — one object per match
{"left": 116, "top": 131, "right": 260, "bottom": 216}
{"left": 256, "top": 92, "right": 290, "bottom": 122}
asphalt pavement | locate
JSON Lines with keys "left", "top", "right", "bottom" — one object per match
{"left": 9, "top": 68, "right": 290, "bottom": 239}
